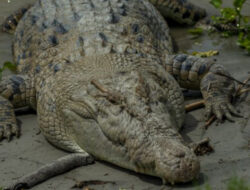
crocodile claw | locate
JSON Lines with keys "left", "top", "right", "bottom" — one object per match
{"left": 0, "top": 123, "right": 20, "bottom": 142}
{"left": 205, "top": 97, "right": 242, "bottom": 122}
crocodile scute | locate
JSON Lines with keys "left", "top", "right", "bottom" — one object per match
{"left": 0, "top": 0, "right": 238, "bottom": 184}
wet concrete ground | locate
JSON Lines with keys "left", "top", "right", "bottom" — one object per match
{"left": 0, "top": 0, "right": 250, "bottom": 190}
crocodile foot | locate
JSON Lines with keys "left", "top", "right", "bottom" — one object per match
{"left": 204, "top": 96, "right": 242, "bottom": 122}
{"left": 0, "top": 123, "right": 20, "bottom": 142}
{"left": 0, "top": 97, "right": 20, "bottom": 141}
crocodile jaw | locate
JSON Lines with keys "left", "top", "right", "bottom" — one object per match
{"left": 64, "top": 106, "right": 200, "bottom": 184}
{"left": 62, "top": 66, "right": 199, "bottom": 183}
{"left": 64, "top": 96, "right": 200, "bottom": 183}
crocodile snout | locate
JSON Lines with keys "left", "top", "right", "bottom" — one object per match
{"left": 168, "top": 154, "right": 200, "bottom": 183}
{"left": 155, "top": 143, "right": 200, "bottom": 184}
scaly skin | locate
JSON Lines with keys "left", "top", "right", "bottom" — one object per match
{"left": 0, "top": 0, "right": 238, "bottom": 184}
{"left": 150, "top": 0, "right": 206, "bottom": 25}
{"left": 1, "top": 6, "right": 30, "bottom": 34}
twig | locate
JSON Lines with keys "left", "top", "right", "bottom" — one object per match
{"left": 235, "top": 76, "right": 250, "bottom": 98}
{"left": 5, "top": 153, "right": 94, "bottom": 190}
{"left": 185, "top": 100, "right": 205, "bottom": 112}
{"left": 217, "top": 73, "right": 250, "bottom": 86}
{"left": 237, "top": 88, "right": 250, "bottom": 96}
{"left": 91, "top": 79, "right": 124, "bottom": 104}
{"left": 185, "top": 99, "right": 216, "bottom": 129}
{"left": 91, "top": 80, "right": 108, "bottom": 93}
{"left": 204, "top": 115, "right": 216, "bottom": 130}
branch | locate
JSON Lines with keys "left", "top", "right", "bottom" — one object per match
{"left": 5, "top": 153, "right": 94, "bottom": 190}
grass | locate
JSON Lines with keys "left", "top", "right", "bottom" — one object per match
{"left": 227, "top": 176, "right": 250, "bottom": 190}
{"left": 197, "top": 176, "right": 250, "bottom": 190}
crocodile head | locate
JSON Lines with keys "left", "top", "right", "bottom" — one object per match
{"left": 63, "top": 63, "right": 200, "bottom": 184}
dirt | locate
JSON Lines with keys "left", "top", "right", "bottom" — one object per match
{"left": 0, "top": 0, "right": 249, "bottom": 190}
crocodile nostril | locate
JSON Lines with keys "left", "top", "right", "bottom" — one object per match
{"left": 177, "top": 151, "right": 185, "bottom": 158}
{"left": 173, "top": 150, "right": 186, "bottom": 158}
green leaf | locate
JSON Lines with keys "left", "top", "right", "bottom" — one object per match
{"left": 210, "top": 0, "right": 222, "bottom": 8}
{"left": 2, "top": 61, "right": 17, "bottom": 72}
{"left": 233, "top": 0, "right": 246, "bottom": 11}
{"left": 188, "top": 28, "right": 204, "bottom": 35}
{"left": 222, "top": 31, "right": 233, "bottom": 37}
{"left": 221, "top": 8, "right": 237, "bottom": 23}
{"left": 242, "top": 16, "right": 250, "bottom": 24}
{"left": 192, "top": 50, "right": 219, "bottom": 57}
{"left": 237, "top": 32, "right": 250, "bottom": 54}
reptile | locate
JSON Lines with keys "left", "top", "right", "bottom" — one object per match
{"left": 0, "top": 0, "right": 239, "bottom": 185}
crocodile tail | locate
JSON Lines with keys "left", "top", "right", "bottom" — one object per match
{"left": 150, "top": 0, "right": 206, "bottom": 25}
{"left": 2, "top": 6, "right": 31, "bottom": 34}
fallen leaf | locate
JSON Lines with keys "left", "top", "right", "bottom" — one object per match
{"left": 192, "top": 50, "right": 219, "bottom": 57}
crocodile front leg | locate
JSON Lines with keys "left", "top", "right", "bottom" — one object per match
{"left": 0, "top": 74, "right": 35, "bottom": 141}
{"left": 165, "top": 54, "right": 240, "bottom": 121}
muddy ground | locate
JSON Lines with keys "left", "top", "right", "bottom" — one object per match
{"left": 0, "top": 0, "right": 249, "bottom": 189}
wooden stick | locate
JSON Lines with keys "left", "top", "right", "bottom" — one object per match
{"left": 237, "top": 88, "right": 250, "bottom": 96}
{"left": 91, "top": 79, "right": 108, "bottom": 93}
{"left": 5, "top": 153, "right": 94, "bottom": 190}
{"left": 185, "top": 100, "right": 216, "bottom": 129}
{"left": 185, "top": 100, "right": 205, "bottom": 112}
{"left": 235, "top": 76, "right": 250, "bottom": 98}
{"left": 204, "top": 115, "right": 216, "bottom": 130}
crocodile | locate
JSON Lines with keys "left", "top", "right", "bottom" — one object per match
{"left": 0, "top": 0, "right": 239, "bottom": 184}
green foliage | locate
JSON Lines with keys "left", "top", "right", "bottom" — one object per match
{"left": 233, "top": 0, "right": 246, "bottom": 9}
{"left": 209, "top": 0, "right": 250, "bottom": 54}
{"left": 220, "top": 8, "right": 237, "bottom": 23}
{"left": 210, "top": 0, "right": 246, "bottom": 27}
{"left": 188, "top": 27, "right": 204, "bottom": 36}
{"left": 0, "top": 61, "right": 17, "bottom": 80}
{"left": 227, "top": 176, "right": 250, "bottom": 190}
{"left": 210, "top": 0, "right": 222, "bottom": 9}
{"left": 238, "top": 32, "right": 250, "bottom": 54}
{"left": 234, "top": 0, "right": 246, "bottom": 26}
{"left": 197, "top": 176, "right": 250, "bottom": 190}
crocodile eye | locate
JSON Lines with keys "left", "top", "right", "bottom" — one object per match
{"left": 68, "top": 101, "right": 95, "bottom": 120}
